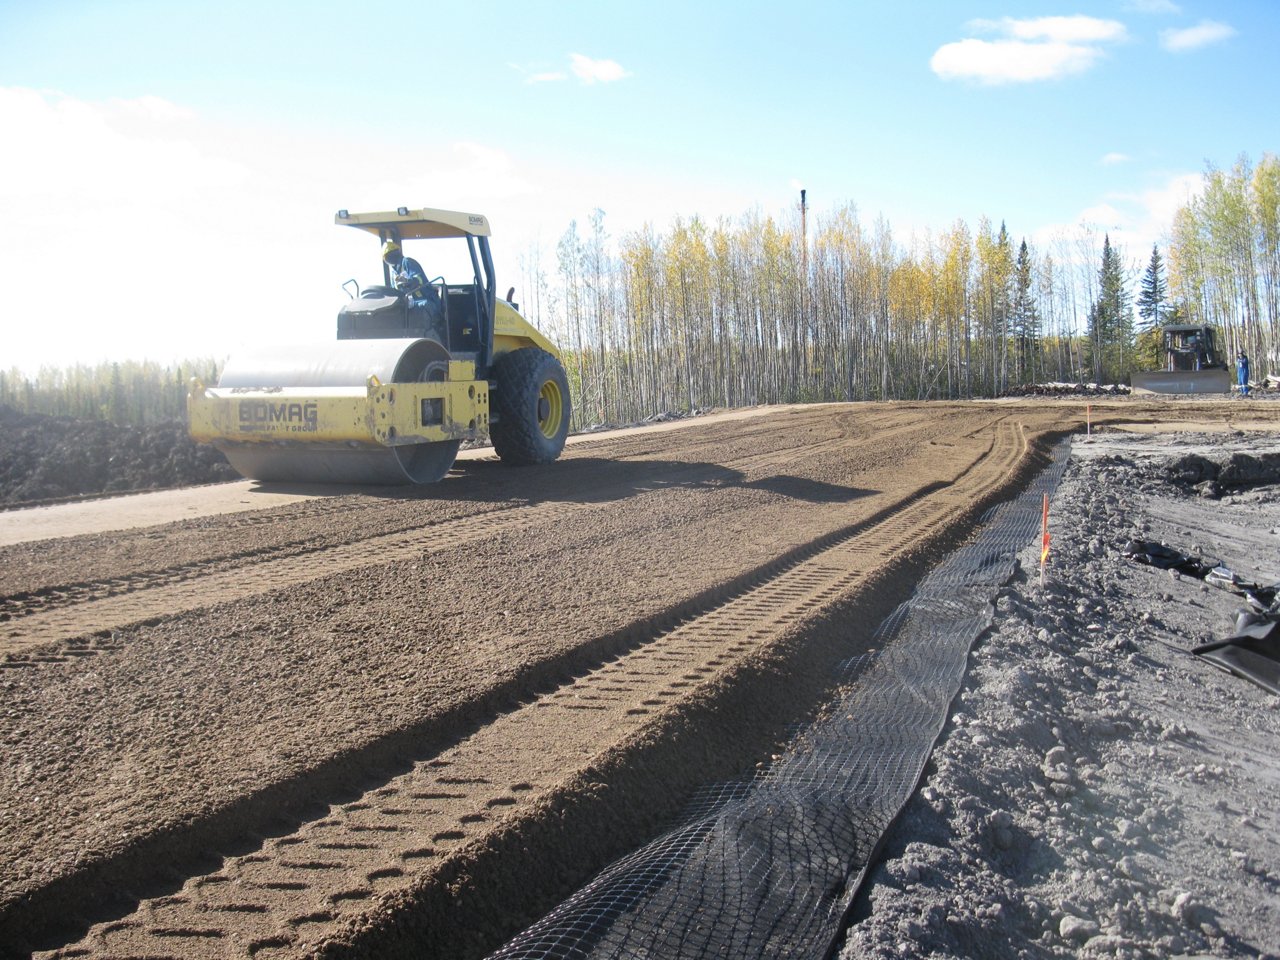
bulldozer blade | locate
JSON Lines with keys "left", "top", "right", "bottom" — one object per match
{"left": 1131, "top": 369, "right": 1232, "bottom": 395}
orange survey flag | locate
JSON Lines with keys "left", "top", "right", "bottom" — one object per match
{"left": 1040, "top": 493, "right": 1050, "bottom": 565}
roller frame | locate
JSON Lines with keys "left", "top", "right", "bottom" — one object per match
{"left": 188, "top": 207, "right": 569, "bottom": 485}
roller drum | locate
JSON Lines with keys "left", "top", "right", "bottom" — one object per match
{"left": 214, "top": 338, "right": 460, "bottom": 485}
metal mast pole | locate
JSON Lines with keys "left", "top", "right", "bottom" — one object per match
{"left": 800, "top": 189, "right": 808, "bottom": 372}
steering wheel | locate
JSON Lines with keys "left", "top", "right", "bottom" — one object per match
{"left": 360, "top": 285, "right": 401, "bottom": 298}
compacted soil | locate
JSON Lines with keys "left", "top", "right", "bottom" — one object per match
{"left": 1, "top": 399, "right": 1275, "bottom": 959}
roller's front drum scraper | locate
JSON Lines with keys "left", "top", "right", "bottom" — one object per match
{"left": 190, "top": 338, "right": 478, "bottom": 485}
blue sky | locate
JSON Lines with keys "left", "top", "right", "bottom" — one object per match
{"left": 1, "top": 0, "right": 1276, "bottom": 371}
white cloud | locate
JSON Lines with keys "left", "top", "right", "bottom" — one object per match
{"left": 513, "top": 55, "right": 630, "bottom": 86}
{"left": 1086, "top": 173, "right": 1206, "bottom": 252}
{"left": 0, "top": 87, "right": 247, "bottom": 203}
{"left": 1160, "top": 20, "right": 1235, "bottom": 52}
{"left": 933, "top": 16, "right": 1125, "bottom": 84}
{"left": 110, "top": 95, "right": 197, "bottom": 123}
{"left": 1124, "top": 0, "right": 1180, "bottom": 13}
{"left": 357, "top": 142, "right": 537, "bottom": 208}
{"left": 0, "top": 86, "right": 763, "bottom": 373}
{"left": 0, "top": 88, "right": 555, "bottom": 371}
{"left": 969, "top": 15, "right": 1127, "bottom": 44}
{"left": 569, "top": 54, "right": 630, "bottom": 85}
{"left": 1075, "top": 202, "right": 1128, "bottom": 231}
{"left": 1133, "top": 172, "right": 1205, "bottom": 226}
{"left": 1101, "top": 152, "right": 1131, "bottom": 166}
{"left": 1031, "top": 171, "right": 1205, "bottom": 261}
{"left": 507, "top": 62, "right": 567, "bottom": 84}
{"left": 931, "top": 39, "right": 1103, "bottom": 85}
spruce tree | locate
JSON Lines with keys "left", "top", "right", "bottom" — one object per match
{"left": 1136, "top": 244, "right": 1167, "bottom": 333}
{"left": 1010, "top": 239, "right": 1040, "bottom": 384}
{"left": 1135, "top": 245, "right": 1169, "bottom": 368}
{"left": 1086, "top": 235, "right": 1134, "bottom": 383}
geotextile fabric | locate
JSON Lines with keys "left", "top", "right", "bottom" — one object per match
{"left": 488, "top": 444, "right": 1072, "bottom": 960}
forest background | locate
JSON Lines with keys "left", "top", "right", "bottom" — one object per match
{"left": 3, "top": 153, "right": 1275, "bottom": 431}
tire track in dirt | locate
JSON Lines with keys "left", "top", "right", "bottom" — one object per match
{"left": 0, "top": 503, "right": 557, "bottom": 658}
{"left": 0, "top": 405, "right": 959, "bottom": 604}
{"left": 0, "top": 418, "right": 945, "bottom": 661}
{"left": 32, "top": 419, "right": 1034, "bottom": 960}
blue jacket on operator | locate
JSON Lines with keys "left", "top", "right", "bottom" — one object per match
{"left": 381, "top": 240, "right": 428, "bottom": 298}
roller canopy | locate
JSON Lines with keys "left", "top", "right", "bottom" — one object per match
{"left": 334, "top": 207, "right": 491, "bottom": 239}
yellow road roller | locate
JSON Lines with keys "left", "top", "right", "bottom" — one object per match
{"left": 188, "top": 207, "right": 571, "bottom": 484}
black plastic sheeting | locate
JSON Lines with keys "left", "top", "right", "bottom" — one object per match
{"left": 1195, "top": 599, "right": 1280, "bottom": 696}
{"left": 1121, "top": 539, "right": 1278, "bottom": 609}
{"left": 1195, "top": 619, "right": 1280, "bottom": 696}
{"left": 488, "top": 443, "right": 1072, "bottom": 960}
{"left": 1121, "top": 540, "right": 1280, "bottom": 695}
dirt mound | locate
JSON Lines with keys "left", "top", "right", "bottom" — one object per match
{"left": 0, "top": 405, "right": 237, "bottom": 506}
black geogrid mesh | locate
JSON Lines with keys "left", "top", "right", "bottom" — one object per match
{"left": 490, "top": 443, "right": 1072, "bottom": 960}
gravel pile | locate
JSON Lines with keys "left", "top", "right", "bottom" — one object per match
{"left": 841, "top": 430, "right": 1280, "bottom": 959}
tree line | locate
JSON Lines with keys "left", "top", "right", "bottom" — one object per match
{"left": 525, "top": 209, "right": 1109, "bottom": 427}
{"left": 1167, "top": 154, "right": 1280, "bottom": 367}
{"left": 0, "top": 359, "right": 220, "bottom": 425}
{"left": 521, "top": 155, "right": 1274, "bottom": 430}
{"left": 3, "top": 153, "right": 1274, "bottom": 430}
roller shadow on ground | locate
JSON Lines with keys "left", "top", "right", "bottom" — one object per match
{"left": 250, "top": 457, "right": 876, "bottom": 507}
{"left": 440, "top": 458, "right": 877, "bottom": 506}
{"left": 740, "top": 474, "right": 873, "bottom": 504}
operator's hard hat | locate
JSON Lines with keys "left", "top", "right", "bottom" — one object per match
{"left": 382, "top": 240, "right": 401, "bottom": 260}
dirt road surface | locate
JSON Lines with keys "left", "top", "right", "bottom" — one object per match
{"left": 2, "top": 400, "right": 1275, "bottom": 959}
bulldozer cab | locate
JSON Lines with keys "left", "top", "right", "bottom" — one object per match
{"left": 1162, "top": 324, "right": 1222, "bottom": 372}
{"left": 334, "top": 207, "right": 498, "bottom": 373}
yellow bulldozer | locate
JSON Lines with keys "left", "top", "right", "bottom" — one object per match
{"left": 1130, "top": 323, "right": 1231, "bottom": 395}
{"left": 189, "top": 207, "right": 571, "bottom": 484}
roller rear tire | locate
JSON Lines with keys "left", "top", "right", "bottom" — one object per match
{"left": 490, "top": 348, "right": 571, "bottom": 465}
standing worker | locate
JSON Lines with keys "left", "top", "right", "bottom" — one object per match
{"left": 1237, "top": 351, "right": 1251, "bottom": 397}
